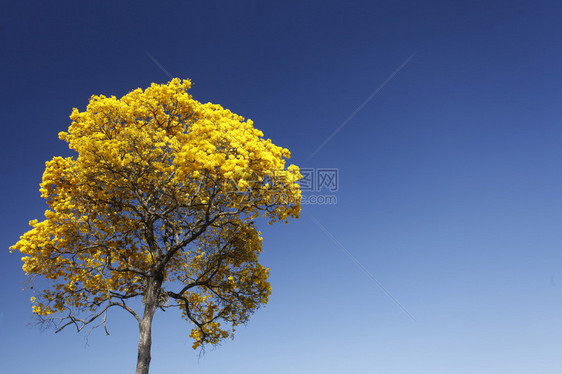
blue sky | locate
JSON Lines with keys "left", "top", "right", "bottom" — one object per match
{"left": 2, "top": 1, "right": 562, "bottom": 373}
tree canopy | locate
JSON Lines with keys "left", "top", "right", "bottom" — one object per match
{"left": 10, "top": 78, "right": 301, "bottom": 373}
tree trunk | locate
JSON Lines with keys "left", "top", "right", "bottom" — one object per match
{"left": 135, "top": 276, "right": 162, "bottom": 374}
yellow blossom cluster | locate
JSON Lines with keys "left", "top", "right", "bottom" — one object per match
{"left": 10, "top": 78, "right": 301, "bottom": 347}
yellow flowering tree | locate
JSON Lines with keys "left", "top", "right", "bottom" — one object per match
{"left": 10, "top": 79, "right": 301, "bottom": 374}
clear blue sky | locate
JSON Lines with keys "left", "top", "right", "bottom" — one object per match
{"left": 2, "top": 1, "right": 562, "bottom": 373}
